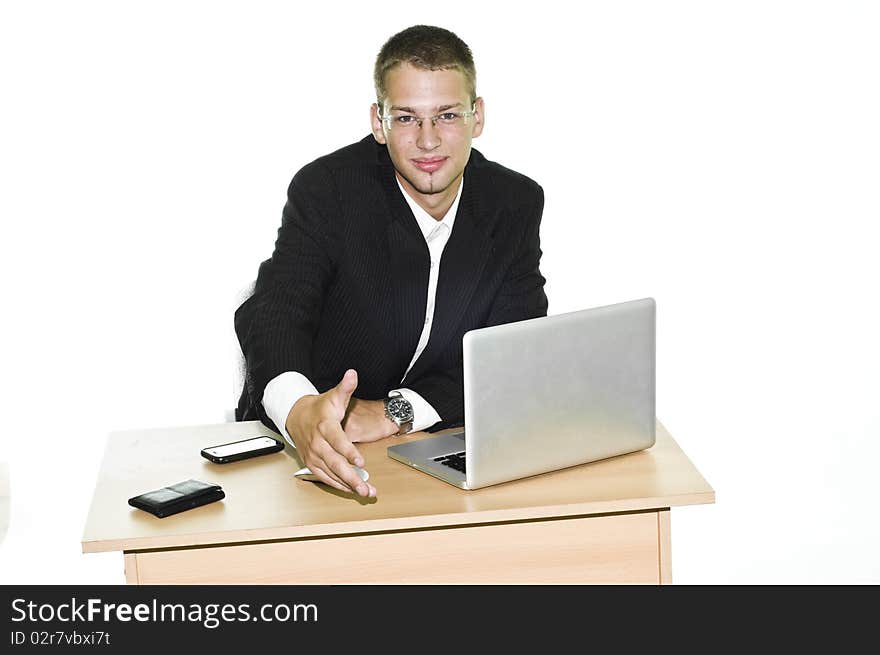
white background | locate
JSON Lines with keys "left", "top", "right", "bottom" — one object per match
{"left": 1, "top": 0, "right": 878, "bottom": 584}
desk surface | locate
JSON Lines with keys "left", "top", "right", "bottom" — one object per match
{"left": 82, "top": 420, "right": 714, "bottom": 554}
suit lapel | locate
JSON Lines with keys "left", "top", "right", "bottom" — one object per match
{"left": 378, "top": 155, "right": 430, "bottom": 373}
{"left": 402, "top": 171, "right": 493, "bottom": 384}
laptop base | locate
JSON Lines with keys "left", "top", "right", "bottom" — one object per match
{"left": 387, "top": 432, "right": 469, "bottom": 489}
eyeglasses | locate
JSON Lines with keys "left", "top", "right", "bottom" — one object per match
{"left": 379, "top": 104, "right": 477, "bottom": 131}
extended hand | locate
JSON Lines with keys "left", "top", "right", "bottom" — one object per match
{"left": 285, "top": 369, "right": 377, "bottom": 497}
{"left": 343, "top": 398, "right": 400, "bottom": 443}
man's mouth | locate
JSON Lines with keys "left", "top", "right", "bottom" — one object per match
{"left": 412, "top": 157, "right": 447, "bottom": 173}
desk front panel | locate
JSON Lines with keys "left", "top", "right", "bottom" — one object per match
{"left": 125, "top": 509, "right": 671, "bottom": 585}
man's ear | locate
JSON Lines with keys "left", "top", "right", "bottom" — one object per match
{"left": 370, "top": 103, "right": 387, "bottom": 144}
{"left": 471, "top": 97, "right": 485, "bottom": 139}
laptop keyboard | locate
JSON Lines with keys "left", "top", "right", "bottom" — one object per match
{"left": 434, "top": 451, "right": 466, "bottom": 474}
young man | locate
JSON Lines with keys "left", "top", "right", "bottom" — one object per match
{"left": 235, "top": 25, "right": 547, "bottom": 497}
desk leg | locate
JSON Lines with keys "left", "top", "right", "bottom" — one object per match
{"left": 124, "top": 552, "right": 140, "bottom": 585}
{"left": 658, "top": 509, "right": 672, "bottom": 584}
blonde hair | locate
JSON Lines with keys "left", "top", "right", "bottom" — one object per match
{"left": 374, "top": 25, "right": 476, "bottom": 107}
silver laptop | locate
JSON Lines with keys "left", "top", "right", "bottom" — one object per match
{"left": 387, "top": 297, "right": 656, "bottom": 489}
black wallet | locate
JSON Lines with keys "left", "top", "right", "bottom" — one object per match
{"left": 128, "top": 479, "right": 225, "bottom": 518}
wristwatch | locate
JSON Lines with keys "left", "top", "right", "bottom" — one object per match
{"left": 384, "top": 391, "right": 414, "bottom": 435}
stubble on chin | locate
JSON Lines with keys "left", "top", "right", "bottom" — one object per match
{"left": 400, "top": 170, "right": 440, "bottom": 196}
{"left": 407, "top": 169, "right": 464, "bottom": 197}
{"left": 412, "top": 175, "right": 438, "bottom": 195}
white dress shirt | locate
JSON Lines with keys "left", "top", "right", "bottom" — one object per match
{"left": 263, "top": 176, "right": 462, "bottom": 447}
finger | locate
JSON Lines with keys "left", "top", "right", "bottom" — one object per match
{"left": 313, "top": 447, "right": 376, "bottom": 497}
{"left": 316, "top": 464, "right": 376, "bottom": 498}
{"left": 321, "top": 419, "right": 365, "bottom": 468}
{"left": 308, "top": 463, "right": 352, "bottom": 493}
{"left": 331, "top": 369, "right": 358, "bottom": 412}
{"left": 316, "top": 444, "right": 370, "bottom": 496}
{"left": 308, "top": 453, "right": 351, "bottom": 490}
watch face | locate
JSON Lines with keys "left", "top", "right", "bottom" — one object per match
{"left": 387, "top": 397, "right": 413, "bottom": 422}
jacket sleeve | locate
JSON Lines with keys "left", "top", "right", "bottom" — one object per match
{"left": 408, "top": 186, "right": 549, "bottom": 431}
{"left": 234, "top": 163, "right": 339, "bottom": 432}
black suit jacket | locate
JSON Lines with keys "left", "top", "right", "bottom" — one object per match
{"left": 235, "top": 135, "right": 548, "bottom": 433}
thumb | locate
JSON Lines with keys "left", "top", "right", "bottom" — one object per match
{"left": 331, "top": 368, "right": 358, "bottom": 408}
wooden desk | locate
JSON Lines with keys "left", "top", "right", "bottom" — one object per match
{"left": 82, "top": 420, "right": 713, "bottom": 584}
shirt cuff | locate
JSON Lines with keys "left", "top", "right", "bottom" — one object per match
{"left": 389, "top": 388, "right": 442, "bottom": 433}
{"left": 262, "top": 371, "right": 320, "bottom": 448}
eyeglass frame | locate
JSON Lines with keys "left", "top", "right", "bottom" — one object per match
{"left": 377, "top": 103, "right": 478, "bottom": 130}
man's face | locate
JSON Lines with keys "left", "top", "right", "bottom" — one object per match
{"left": 371, "top": 63, "right": 484, "bottom": 211}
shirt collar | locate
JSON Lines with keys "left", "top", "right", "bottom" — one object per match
{"left": 395, "top": 175, "right": 462, "bottom": 240}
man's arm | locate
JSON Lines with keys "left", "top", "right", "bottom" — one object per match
{"left": 235, "top": 165, "right": 337, "bottom": 423}
{"left": 262, "top": 371, "right": 320, "bottom": 447}
{"left": 235, "top": 164, "right": 376, "bottom": 496}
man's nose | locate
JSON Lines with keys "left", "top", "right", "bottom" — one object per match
{"left": 416, "top": 118, "right": 441, "bottom": 150}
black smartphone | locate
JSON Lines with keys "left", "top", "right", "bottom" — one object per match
{"left": 200, "top": 436, "right": 284, "bottom": 464}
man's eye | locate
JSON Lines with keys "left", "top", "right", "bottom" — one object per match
{"left": 439, "top": 113, "right": 458, "bottom": 121}
{"left": 395, "top": 115, "right": 416, "bottom": 124}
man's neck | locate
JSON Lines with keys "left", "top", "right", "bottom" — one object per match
{"left": 396, "top": 172, "right": 463, "bottom": 221}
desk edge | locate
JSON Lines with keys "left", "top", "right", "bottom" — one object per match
{"left": 82, "top": 489, "right": 715, "bottom": 554}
